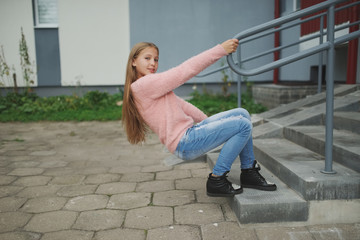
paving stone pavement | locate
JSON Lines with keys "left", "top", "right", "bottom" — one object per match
{"left": 0, "top": 122, "right": 359, "bottom": 240}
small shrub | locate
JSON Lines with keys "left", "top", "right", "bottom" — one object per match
{"left": 0, "top": 91, "right": 122, "bottom": 122}
{"left": 0, "top": 89, "right": 265, "bottom": 122}
{"left": 188, "top": 91, "right": 266, "bottom": 116}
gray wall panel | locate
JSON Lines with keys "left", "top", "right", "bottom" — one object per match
{"left": 34, "top": 28, "right": 61, "bottom": 86}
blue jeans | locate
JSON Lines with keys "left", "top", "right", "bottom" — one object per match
{"left": 174, "top": 108, "right": 255, "bottom": 176}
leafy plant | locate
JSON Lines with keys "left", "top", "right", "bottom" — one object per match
{"left": 0, "top": 45, "right": 16, "bottom": 89}
{"left": 188, "top": 91, "right": 266, "bottom": 116}
{"left": 0, "top": 28, "right": 35, "bottom": 93}
{"left": 19, "top": 27, "right": 35, "bottom": 92}
{"left": 220, "top": 60, "right": 234, "bottom": 97}
{"left": 0, "top": 88, "right": 265, "bottom": 122}
{"left": 0, "top": 90, "right": 123, "bottom": 122}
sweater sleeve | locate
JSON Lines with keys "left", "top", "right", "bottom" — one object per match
{"left": 176, "top": 96, "right": 207, "bottom": 123}
{"left": 132, "top": 44, "right": 227, "bottom": 99}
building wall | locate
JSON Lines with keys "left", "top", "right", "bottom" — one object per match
{"left": 58, "top": 0, "right": 130, "bottom": 86}
{"left": 1, "top": 0, "right": 356, "bottom": 95}
{"left": 129, "top": 0, "right": 274, "bottom": 83}
{"left": 0, "top": 0, "right": 37, "bottom": 87}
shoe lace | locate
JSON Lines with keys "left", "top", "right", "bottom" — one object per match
{"left": 223, "top": 172, "right": 235, "bottom": 189}
{"left": 253, "top": 164, "right": 266, "bottom": 182}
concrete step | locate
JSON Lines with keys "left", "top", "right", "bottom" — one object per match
{"left": 284, "top": 125, "right": 360, "bottom": 172}
{"left": 333, "top": 111, "right": 360, "bottom": 134}
{"left": 206, "top": 152, "right": 308, "bottom": 224}
{"left": 253, "top": 138, "right": 360, "bottom": 200}
{"left": 204, "top": 85, "right": 360, "bottom": 225}
{"left": 256, "top": 84, "right": 359, "bottom": 120}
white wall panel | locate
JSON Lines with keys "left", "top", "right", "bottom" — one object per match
{"left": 58, "top": 0, "right": 129, "bottom": 86}
{"left": 0, "top": 0, "right": 37, "bottom": 87}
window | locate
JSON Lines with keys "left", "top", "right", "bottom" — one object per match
{"left": 294, "top": 0, "right": 301, "bottom": 11}
{"left": 34, "top": 0, "right": 58, "bottom": 27}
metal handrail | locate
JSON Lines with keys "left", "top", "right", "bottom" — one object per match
{"left": 196, "top": 2, "right": 360, "bottom": 77}
{"left": 224, "top": 0, "right": 359, "bottom": 174}
{"left": 228, "top": 1, "right": 359, "bottom": 75}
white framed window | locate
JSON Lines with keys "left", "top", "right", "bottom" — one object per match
{"left": 293, "top": 0, "right": 301, "bottom": 12}
{"left": 34, "top": 0, "right": 58, "bottom": 28}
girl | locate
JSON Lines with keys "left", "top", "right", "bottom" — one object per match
{"left": 122, "top": 40, "right": 276, "bottom": 197}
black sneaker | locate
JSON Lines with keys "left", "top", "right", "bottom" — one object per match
{"left": 241, "top": 161, "right": 277, "bottom": 191}
{"left": 206, "top": 171, "right": 243, "bottom": 197}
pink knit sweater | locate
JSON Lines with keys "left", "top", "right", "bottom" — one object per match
{"left": 131, "top": 44, "right": 228, "bottom": 153}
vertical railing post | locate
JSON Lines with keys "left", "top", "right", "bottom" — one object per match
{"left": 237, "top": 46, "right": 242, "bottom": 108}
{"left": 321, "top": 2, "right": 336, "bottom": 174}
{"left": 317, "top": 15, "right": 324, "bottom": 93}
{"left": 237, "top": 75, "right": 242, "bottom": 108}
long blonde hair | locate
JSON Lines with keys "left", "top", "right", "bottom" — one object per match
{"left": 122, "top": 42, "right": 159, "bottom": 144}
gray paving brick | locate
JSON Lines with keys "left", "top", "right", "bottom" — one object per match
{"left": 141, "top": 164, "right": 173, "bottom": 173}
{"left": 153, "top": 190, "right": 195, "bottom": 206}
{"left": 24, "top": 211, "right": 77, "bottom": 233}
{"left": 175, "top": 177, "right": 206, "bottom": 190}
{"left": 174, "top": 161, "right": 208, "bottom": 170}
{"left": 94, "top": 228, "right": 146, "bottom": 240}
{"left": 16, "top": 185, "right": 61, "bottom": 198}
{"left": 49, "top": 175, "right": 85, "bottom": 185}
{"left": 256, "top": 226, "right": 313, "bottom": 240}
{"left": 147, "top": 225, "right": 201, "bottom": 240}
{"left": 8, "top": 168, "right": 44, "bottom": 176}
{"left": 308, "top": 224, "right": 360, "bottom": 240}
{"left": 30, "top": 150, "right": 56, "bottom": 156}
{"left": 20, "top": 196, "right": 67, "bottom": 213}
{"left": 43, "top": 167, "right": 76, "bottom": 176}
{"left": 76, "top": 167, "right": 109, "bottom": 175}
{"left": 0, "top": 186, "right": 24, "bottom": 197}
{"left": 156, "top": 169, "right": 191, "bottom": 180}
{"left": 4, "top": 156, "right": 35, "bottom": 162}
{"left": 0, "top": 167, "right": 11, "bottom": 175}
{"left": 56, "top": 185, "right": 97, "bottom": 197}
{"left": 221, "top": 203, "right": 239, "bottom": 222}
{"left": 3, "top": 150, "right": 29, "bottom": 157}
{"left": 124, "top": 206, "right": 173, "bottom": 230}
{"left": 175, "top": 203, "right": 224, "bottom": 225}
{"left": 96, "top": 182, "right": 136, "bottom": 195}
{"left": 120, "top": 172, "right": 155, "bottom": 182}
{"left": 136, "top": 180, "right": 174, "bottom": 193}
{"left": 41, "top": 230, "right": 94, "bottom": 240}
{"left": 84, "top": 173, "right": 120, "bottom": 184}
{"left": 64, "top": 194, "right": 109, "bottom": 211}
{"left": 0, "top": 197, "right": 27, "bottom": 212}
{"left": 0, "top": 159, "right": 9, "bottom": 167}
{"left": 0, "top": 232, "right": 41, "bottom": 240}
{"left": 38, "top": 160, "right": 68, "bottom": 168}
{"left": 109, "top": 166, "right": 141, "bottom": 174}
{"left": 195, "top": 189, "right": 229, "bottom": 204}
{"left": 107, "top": 192, "right": 151, "bottom": 209}
{"left": 73, "top": 209, "right": 125, "bottom": 231}
{"left": 191, "top": 168, "right": 210, "bottom": 178}
{"left": 0, "top": 212, "right": 32, "bottom": 233}
{"left": 12, "top": 176, "right": 52, "bottom": 186}
{"left": 9, "top": 161, "right": 40, "bottom": 168}
{"left": 203, "top": 222, "right": 257, "bottom": 240}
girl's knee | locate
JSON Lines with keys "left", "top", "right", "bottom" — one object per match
{"left": 235, "top": 108, "right": 251, "bottom": 120}
{"left": 232, "top": 108, "right": 251, "bottom": 121}
{"left": 236, "top": 117, "right": 252, "bottom": 136}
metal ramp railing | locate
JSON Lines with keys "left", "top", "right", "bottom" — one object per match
{"left": 197, "top": 0, "right": 360, "bottom": 174}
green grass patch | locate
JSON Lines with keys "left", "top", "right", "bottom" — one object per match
{"left": 0, "top": 91, "right": 122, "bottom": 122}
{"left": 0, "top": 89, "right": 266, "bottom": 122}
{"left": 188, "top": 91, "right": 267, "bottom": 116}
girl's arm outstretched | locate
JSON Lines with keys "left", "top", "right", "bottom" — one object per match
{"left": 132, "top": 39, "right": 238, "bottom": 99}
